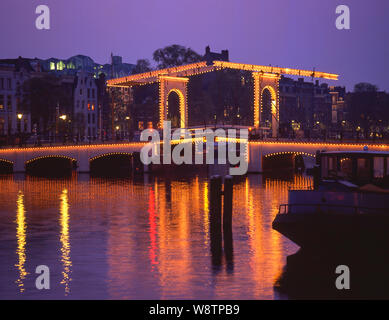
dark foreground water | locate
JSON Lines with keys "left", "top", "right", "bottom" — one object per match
{"left": 0, "top": 173, "right": 311, "bottom": 299}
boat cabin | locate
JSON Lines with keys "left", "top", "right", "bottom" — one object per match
{"left": 319, "top": 150, "right": 389, "bottom": 187}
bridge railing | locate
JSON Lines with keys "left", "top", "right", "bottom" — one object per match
{"left": 1, "top": 135, "right": 388, "bottom": 150}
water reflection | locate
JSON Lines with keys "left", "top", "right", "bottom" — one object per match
{"left": 59, "top": 189, "right": 72, "bottom": 295}
{"left": 15, "top": 191, "right": 27, "bottom": 292}
{"left": 0, "top": 173, "right": 312, "bottom": 299}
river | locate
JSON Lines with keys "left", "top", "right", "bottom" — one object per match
{"left": 0, "top": 173, "right": 311, "bottom": 299}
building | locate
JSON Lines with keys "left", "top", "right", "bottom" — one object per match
{"left": 73, "top": 70, "right": 100, "bottom": 140}
{"left": 0, "top": 58, "right": 33, "bottom": 139}
{"left": 204, "top": 46, "right": 229, "bottom": 65}
{"left": 39, "top": 54, "right": 135, "bottom": 79}
{"left": 329, "top": 86, "right": 346, "bottom": 125}
{"left": 279, "top": 77, "right": 333, "bottom": 137}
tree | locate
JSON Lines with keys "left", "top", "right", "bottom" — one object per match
{"left": 21, "top": 75, "right": 72, "bottom": 134}
{"left": 347, "top": 82, "right": 380, "bottom": 138}
{"left": 354, "top": 82, "right": 378, "bottom": 93}
{"left": 131, "top": 59, "right": 152, "bottom": 74}
{"left": 153, "top": 44, "right": 202, "bottom": 69}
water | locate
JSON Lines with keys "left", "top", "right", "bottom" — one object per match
{"left": 0, "top": 173, "right": 311, "bottom": 299}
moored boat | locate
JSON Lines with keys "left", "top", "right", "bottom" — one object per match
{"left": 273, "top": 149, "right": 389, "bottom": 255}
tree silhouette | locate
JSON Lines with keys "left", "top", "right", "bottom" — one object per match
{"left": 153, "top": 44, "right": 202, "bottom": 69}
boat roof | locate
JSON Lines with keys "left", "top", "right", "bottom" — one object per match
{"left": 321, "top": 150, "right": 389, "bottom": 156}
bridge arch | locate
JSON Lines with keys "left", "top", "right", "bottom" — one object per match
{"left": 0, "top": 158, "right": 13, "bottom": 174}
{"left": 25, "top": 155, "right": 77, "bottom": 176}
{"left": 89, "top": 152, "right": 143, "bottom": 176}
{"left": 166, "top": 89, "right": 186, "bottom": 129}
{"left": 261, "top": 86, "right": 277, "bottom": 131}
{"left": 253, "top": 72, "right": 280, "bottom": 137}
{"left": 263, "top": 151, "right": 316, "bottom": 172}
{"left": 159, "top": 76, "right": 188, "bottom": 128}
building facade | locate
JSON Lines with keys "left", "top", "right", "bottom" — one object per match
{"left": 279, "top": 77, "right": 335, "bottom": 138}
{"left": 0, "top": 60, "right": 32, "bottom": 139}
{"left": 73, "top": 70, "right": 99, "bottom": 140}
{"left": 40, "top": 54, "right": 134, "bottom": 80}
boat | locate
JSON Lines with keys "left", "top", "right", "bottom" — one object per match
{"left": 272, "top": 149, "right": 389, "bottom": 255}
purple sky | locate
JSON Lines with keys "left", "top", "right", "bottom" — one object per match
{"left": 1, "top": 0, "right": 388, "bottom": 91}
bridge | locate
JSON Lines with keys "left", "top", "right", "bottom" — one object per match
{"left": 107, "top": 60, "right": 338, "bottom": 138}
{"left": 0, "top": 139, "right": 388, "bottom": 174}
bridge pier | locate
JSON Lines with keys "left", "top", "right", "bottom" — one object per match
{"left": 77, "top": 154, "right": 90, "bottom": 173}
{"left": 248, "top": 143, "right": 263, "bottom": 173}
{"left": 14, "top": 157, "right": 26, "bottom": 173}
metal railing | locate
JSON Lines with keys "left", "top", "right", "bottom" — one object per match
{"left": 288, "top": 185, "right": 314, "bottom": 191}
{"left": 278, "top": 203, "right": 389, "bottom": 215}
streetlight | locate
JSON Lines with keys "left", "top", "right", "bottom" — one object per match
{"left": 17, "top": 113, "right": 23, "bottom": 133}
{"left": 17, "top": 113, "right": 23, "bottom": 147}
{"left": 59, "top": 115, "right": 68, "bottom": 144}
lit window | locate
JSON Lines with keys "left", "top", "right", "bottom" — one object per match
{"left": 56, "top": 61, "right": 65, "bottom": 71}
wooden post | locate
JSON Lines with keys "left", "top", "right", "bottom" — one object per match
{"left": 313, "top": 165, "right": 320, "bottom": 190}
{"left": 223, "top": 175, "right": 234, "bottom": 270}
{"left": 210, "top": 175, "right": 222, "bottom": 227}
{"left": 209, "top": 175, "right": 222, "bottom": 268}
{"left": 223, "top": 175, "right": 233, "bottom": 230}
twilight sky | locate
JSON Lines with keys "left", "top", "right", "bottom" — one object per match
{"left": 1, "top": 0, "right": 388, "bottom": 91}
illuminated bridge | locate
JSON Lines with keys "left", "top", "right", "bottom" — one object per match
{"left": 107, "top": 60, "right": 338, "bottom": 138}
{"left": 0, "top": 140, "right": 388, "bottom": 174}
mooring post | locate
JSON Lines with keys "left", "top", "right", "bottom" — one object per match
{"left": 223, "top": 175, "right": 233, "bottom": 231}
{"left": 223, "top": 175, "right": 234, "bottom": 270}
{"left": 210, "top": 175, "right": 222, "bottom": 227}
{"left": 209, "top": 175, "right": 222, "bottom": 268}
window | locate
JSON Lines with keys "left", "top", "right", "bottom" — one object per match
{"left": 80, "top": 89, "right": 83, "bottom": 95}
{"left": 87, "top": 88, "right": 90, "bottom": 98}
{"left": 7, "top": 96, "right": 11, "bottom": 110}
{"left": 357, "top": 158, "right": 371, "bottom": 181}
{"left": 387, "top": 158, "right": 389, "bottom": 176}
{"left": 77, "top": 100, "right": 80, "bottom": 109}
{"left": 82, "top": 100, "right": 85, "bottom": 109}
{"left": 340, "top": 158, "right": 352, "bottom": 179}
{"left": 0, "top": 118, "right": 4, "bottom": 134}
{"left": 92, "top": 114, "right": 95, "bottom": 124}
{"left": 87, "top": 102, "right": 91, "bottom": 110}
{"left": 0, "top": 78, "right": 3, "bottom": 90}
{"left": 92, "top": 89, "right": 95, "bottom": 98}
{"left": 0, "top": 95, "right": 4, "bottom": 109}
{"left": 374, "top": 157, "right": 385, "bottom": 178}
{"left": 7, "top": 79, "right": 12, "bottom": 90}
{"left": 88, "top": 114, "right": 90, "bottom": 124}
